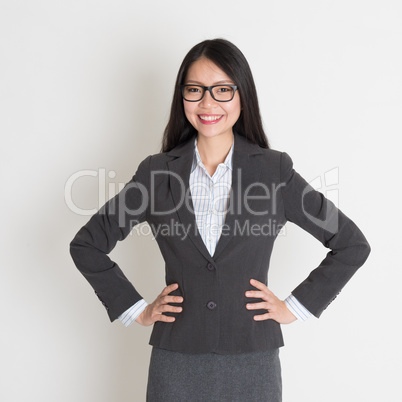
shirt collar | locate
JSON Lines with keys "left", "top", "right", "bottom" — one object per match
{"left": 191, "top": 134, "right": 234, "bottom": 174}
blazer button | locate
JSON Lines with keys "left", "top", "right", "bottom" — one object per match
{"left": 207, "top": 301, "right": 217, "bottom": 310}
{"left": 207, "top": 263, "right": 215, "bottom": 271}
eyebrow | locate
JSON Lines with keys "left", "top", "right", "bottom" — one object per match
{"left": 185, "top": 79, "right": 234, "bottom": 85}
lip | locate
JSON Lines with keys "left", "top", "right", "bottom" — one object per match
{"left": 197, "top": 114, "right": 223, "bottom": 125}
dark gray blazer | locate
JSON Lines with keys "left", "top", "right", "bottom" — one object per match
{"left": 69, "top": 131, "right": 370, "bottom": 354}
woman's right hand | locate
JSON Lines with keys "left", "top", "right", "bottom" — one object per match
{"left": 135, "top": 283, "right": 184, "bottom": 327}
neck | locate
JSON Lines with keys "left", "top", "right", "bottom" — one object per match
{"left": 196, "top": 132, "right": 234, "bottom": 167}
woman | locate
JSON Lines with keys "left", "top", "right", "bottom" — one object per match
{"left": 70, "top": 39, "right": 371, "bottom": 401}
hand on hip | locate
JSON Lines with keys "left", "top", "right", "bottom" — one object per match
{"left": 245, "top": 279, "right": 297, "bottom": 324}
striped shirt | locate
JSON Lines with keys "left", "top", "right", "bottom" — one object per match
{"left": 119, "top": 134, "right": 312, "bottom": 327}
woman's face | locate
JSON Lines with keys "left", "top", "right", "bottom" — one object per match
{"left": 183, "top": 58, "right": 241, "bottom": 141}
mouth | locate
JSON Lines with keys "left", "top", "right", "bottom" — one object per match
{"left": 198, "top": 114, "right": 223, "bottom": 124}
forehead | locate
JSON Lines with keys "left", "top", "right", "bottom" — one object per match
{"left": 185, "top": 58, "right": 232, "bottom": 83}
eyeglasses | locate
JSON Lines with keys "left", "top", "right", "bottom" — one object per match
{"left": 181, "top": 84, "right": 238, "bottom": 102}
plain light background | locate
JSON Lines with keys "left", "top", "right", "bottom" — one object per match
{"left": 1, "top": 1, "right": 401, "bottom": 401}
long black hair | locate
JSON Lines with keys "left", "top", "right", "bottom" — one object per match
{"left": 160, "top": 38, "right": 270, "bottom": 153}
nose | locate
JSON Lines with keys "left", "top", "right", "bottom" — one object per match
{"left": 199, "top": 88, "right": 217, "bottom": 108}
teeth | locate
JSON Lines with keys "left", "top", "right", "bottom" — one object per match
{"left": 199, "top": 115, "right": 222, "bottom": 121}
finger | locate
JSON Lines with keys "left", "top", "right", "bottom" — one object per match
{"left": 155, "top": 314, "right": 176, "bottom": 323}
{"left": 160, "top": 283, "right": 179, "bottom": 296}
{"left": 246, "top": 302, "right": 269, "bottom": 310}
{"left": 253, "top": 312, "right": 274, "bottom": 321}
{"left": 249, "top": 279, "right": 272, "bottom": 293}
{"left": 245, "top": 290, "right": 266, "bottom": 299}
{"left": 161, "top": 295, "right": 183, "bottom": 304}
{"left": 160, "top": 304, "right": 183, "bottom": 314}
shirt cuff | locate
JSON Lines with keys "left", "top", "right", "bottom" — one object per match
{"left": 284, "top": 294, "right": 313, "bottom": 322}
{"left": 118, "top": 299, "right": 148, "bottom": 327}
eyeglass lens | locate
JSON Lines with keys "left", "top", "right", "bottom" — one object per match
{"left": 182, "top": 85, "right": 235, "bottom": 102}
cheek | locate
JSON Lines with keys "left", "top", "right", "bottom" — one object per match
{"left": 228, "top": 96, "right": 241, "bottom": 119}
{"left": 183, "top": 102, "right": 196, "bottom": 121}
{"left": 227, "top": 103, "right": 241, "bottom": 121}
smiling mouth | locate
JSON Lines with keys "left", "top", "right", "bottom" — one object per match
{"left": 198, "top": 115, "right": 223, "bottom": 123}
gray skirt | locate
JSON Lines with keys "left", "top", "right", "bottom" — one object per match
{"left": 146, "top": 346, "right": 282, "bottom": 402}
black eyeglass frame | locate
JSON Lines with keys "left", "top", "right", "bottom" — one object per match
{"left": 180, "top": 84, "right": 238, "bottom": 102}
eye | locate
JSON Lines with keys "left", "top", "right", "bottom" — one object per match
{"left": 186, "top": 86, "right": 202, "bottom": 93}
{"left": 216, "top": 86, "right": 233, "bottom": 94}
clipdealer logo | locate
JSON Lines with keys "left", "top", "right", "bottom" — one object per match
{"left": 64, "top": 168, "right": 126, "bottom": 216}
{"left": 64, "top": 166, "right": 340, "bottom": 235}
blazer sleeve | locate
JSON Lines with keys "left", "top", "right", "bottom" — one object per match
{"left": 280, "top": 151, "right": 371, "bottom": 318}
{"left": 69, "top": 155, "right": 152, "bottom": 322}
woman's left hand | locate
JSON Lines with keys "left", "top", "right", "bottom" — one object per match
{"left": 245, "top": 279, "right": 297, "bottom": 324}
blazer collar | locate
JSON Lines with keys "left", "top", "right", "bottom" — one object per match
{"left": 166, "top": 130, "right": 264, "bottom": 159}
{"left": 166, "top": 131, "right": 264, "bottom": 262}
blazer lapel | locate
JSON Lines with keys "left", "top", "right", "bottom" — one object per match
{"left": 167, "top": 136, "right": 214, "bottom": 263}
{"left": 213, "top": 133, "right": 263, "bottom": 260}
{"left": 166, "top": 131, "right": 264, "bottom": 262}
